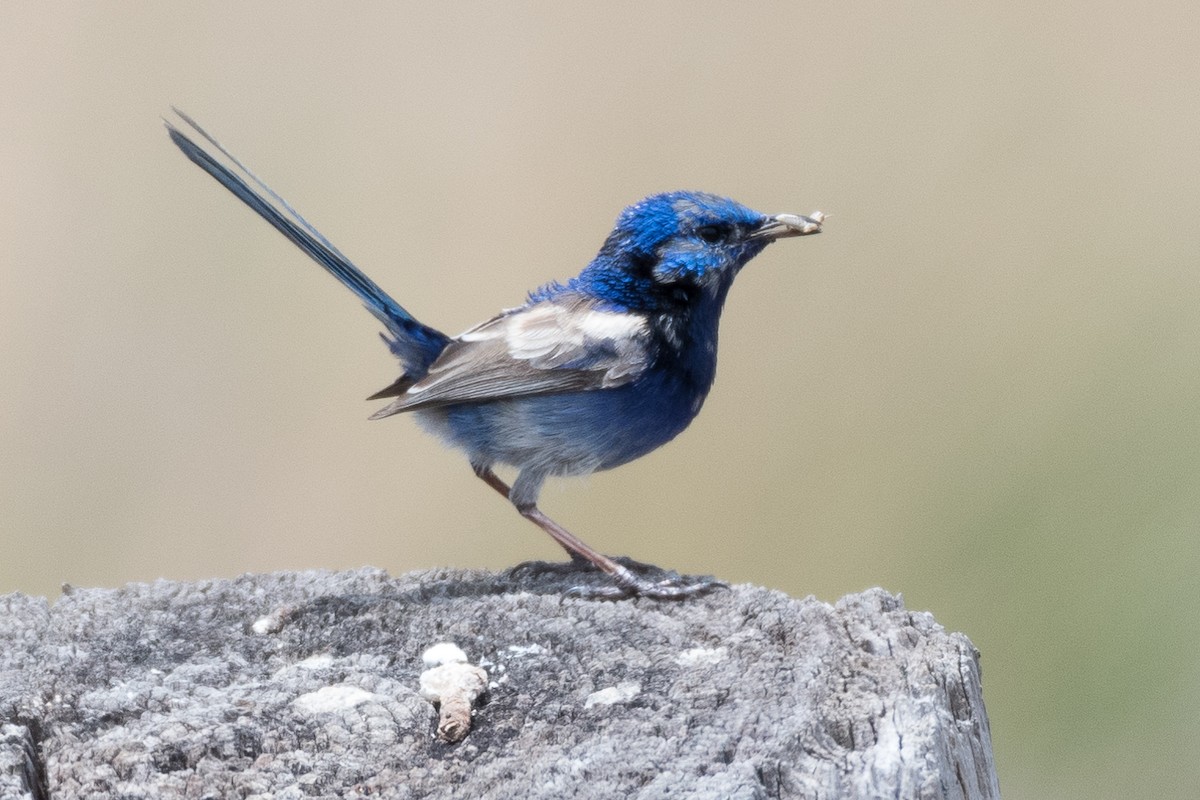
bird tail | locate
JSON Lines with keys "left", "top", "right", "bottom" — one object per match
{"left": 165, "top": 108, "right": 450, "bottom": 374}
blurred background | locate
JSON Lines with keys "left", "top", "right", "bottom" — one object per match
{"left": 2, "top": 3, "right": 1197, "bottom": 797}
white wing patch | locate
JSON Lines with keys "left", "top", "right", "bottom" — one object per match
{"left": 461, "top": 305, "right": 646, "bottom": 350}
{"left": 507, "top": 306, "right": 647, "bottom": 361}
{"left": 381, "top": 296, "right": 652, "bottom": 414}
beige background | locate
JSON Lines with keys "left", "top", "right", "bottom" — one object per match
{"left": 2, "top": 4, "right": 1198, "bottom": 798}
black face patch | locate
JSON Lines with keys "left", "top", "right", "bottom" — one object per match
{"left": 627, "top": 249, "right": 657, "bottom": 280}
{"left": 696, "top": 223, "right": 734, "bottom": 244}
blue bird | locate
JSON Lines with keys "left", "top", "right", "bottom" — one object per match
{"left": 166, "top": 110, "right": 824, "bottom": 599}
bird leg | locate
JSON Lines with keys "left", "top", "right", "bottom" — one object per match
{"left": 473, "top": 466, "right": 726, "bottom": 600}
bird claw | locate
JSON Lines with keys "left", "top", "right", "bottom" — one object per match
{"left": 504, "top": 558, "right": 728, "bottom": 601}
{"left": 565, "top": 575, "right": 729, "bottom": 601}
{"left": 506, "top": 555, "right": 662, "bottom": 581}
{"left": 505, "top": 559, "right": 589, "bottom": 581}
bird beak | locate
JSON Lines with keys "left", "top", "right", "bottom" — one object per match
{"left": 752, "top": 211, "right": 825, "bottom": 240}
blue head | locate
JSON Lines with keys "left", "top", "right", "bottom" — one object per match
{"left": 555, "top": 191, "right": 821, "bottom": 312}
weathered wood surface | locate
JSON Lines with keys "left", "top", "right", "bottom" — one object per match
{"left": 0, "top": 568, "right": 999, "bottom": 799}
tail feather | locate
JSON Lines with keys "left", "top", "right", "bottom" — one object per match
{"left": 166, "top": 109, "right": 449, "bottom": 373}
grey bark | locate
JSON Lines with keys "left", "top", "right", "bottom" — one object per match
{"left": 0, "top": 568, "right": 999, "bottom": 799}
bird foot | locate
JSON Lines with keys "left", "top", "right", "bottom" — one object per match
{"left": 565, "top": 574, "right": 729, "bottom": 601}
{"left": 504, "top": 557, "right": 728, "bottom": 601}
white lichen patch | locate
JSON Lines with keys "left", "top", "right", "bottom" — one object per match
{"left": 250, "top": 604, "right": 297, "bottom": 635}
{"left": 584, "top": 681, "right": 641, "bottom": 708}
{"left": 421, "top": 642, "right": 469, "bottom": 666}
{"left": 674, "top": 646, "right": 728, "bottom": 667}
{"left": 251, "top": 614, "right": 282, "bottom": 635}
{"left": 295, "top": 653, "right": 335, "bottom": 670}
{"left": 504, "top": 643, "right": 547, "bottom": 657}
{"left": 293, "top": 685, "right": 375, "bottom": 715}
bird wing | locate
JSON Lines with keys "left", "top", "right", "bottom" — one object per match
{"left": 370, "top": 295, "right": 651, "bottom": 418}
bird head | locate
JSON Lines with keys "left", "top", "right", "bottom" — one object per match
{"left": 573, "top": 191, "right": 822, "bottom": 310}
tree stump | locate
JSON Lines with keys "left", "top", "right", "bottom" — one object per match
{"left": 0, "top": 568, "right": 999, "bottom": 799}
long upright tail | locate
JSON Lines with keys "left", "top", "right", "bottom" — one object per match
{"left": 165, "top": 109, "right": 449, "bottom": 374}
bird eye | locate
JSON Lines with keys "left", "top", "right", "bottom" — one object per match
{"left": 696, "top": 224, "right": 730, "bottom": 244}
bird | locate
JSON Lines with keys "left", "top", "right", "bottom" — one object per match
{"left": 165, "top": 109, "right": 824, "bottom": 600}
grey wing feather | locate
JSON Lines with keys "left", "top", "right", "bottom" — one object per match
{"left": 370, "top": 297, "right": 651, "bottom": 418}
